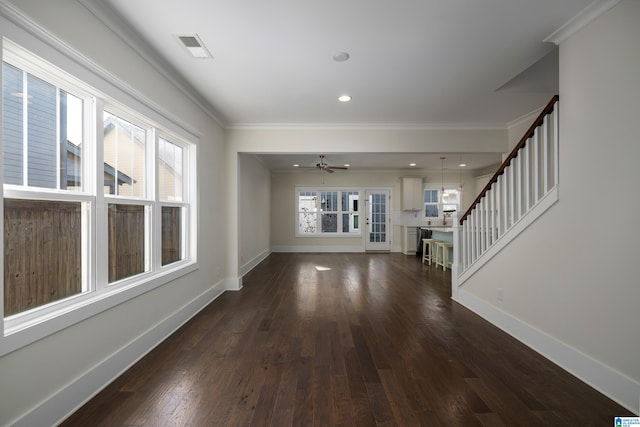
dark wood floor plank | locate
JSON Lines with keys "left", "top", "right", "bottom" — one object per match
{"left": 60, "top": 253, "right": 633, "bottom": 426}
{"left": 293, "top": 356, "right": 314, "bottom": 426}
{"left": 330, "top": 374, "right": 356, "bottom": 425}
{"left": 343, "top": 347, "right": 377, "bottom": 426}
{"left": 378, "top": 369, "right": 421, "bottom": 427}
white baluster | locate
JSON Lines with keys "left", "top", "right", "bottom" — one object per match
{"left": 484, "top": 191, "right": 490, "bottom": 250}
{"left": 490, "top": 184, "right": 496, "bottom": 245}
{"left": 479, "top": 198, "right": 486, "bottom": 254}
{"left": 551, "top": 103, "right": 560, "bottom": 186}
{"left": 509, "top": 160, "right": 516, "bottom": 228}
{"left": 533, "top": 128, "right": 541, "bottom": 203}
{"left": 522, "top": 138, "right": 531, "bottom": 212}
{"left": 516, "top": 153, "right": 523, "bottom": 220}
{"left": 542, "top": 115, "right": 550, "bottom": 194}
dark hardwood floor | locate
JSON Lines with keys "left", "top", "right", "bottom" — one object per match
{"left": 61, "top": 253, "right": 632, "bottom": 426}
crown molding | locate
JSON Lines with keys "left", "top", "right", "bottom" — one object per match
{"left": 226, "top": 122, "right": 507, "bottom": 132}
{"left": 78, "top": 0, "right": 226, "bottom": 127}
{"left": 544, "top": 0, "right": 621, "bottom": 45}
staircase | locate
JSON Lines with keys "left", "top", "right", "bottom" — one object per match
{"left": 452, "top": 96, "right": 560, "bottom": 294}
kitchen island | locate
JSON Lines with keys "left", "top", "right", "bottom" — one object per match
{"left": 421, "top": 226, "right": 454, "bottom": 243}
{"left": 421, "top": 226, "right": 454, "bottom": 270}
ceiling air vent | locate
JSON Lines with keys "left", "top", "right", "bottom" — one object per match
{"left": 175, "top": 34, "right": 212, "bottom": 59}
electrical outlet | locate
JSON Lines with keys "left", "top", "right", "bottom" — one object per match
{"left": 497, "top": 288, "right": 503, "bottom": 301}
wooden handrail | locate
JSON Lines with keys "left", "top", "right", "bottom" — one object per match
{"left": 459, "top": 95, "right": 559, "bottom": 225}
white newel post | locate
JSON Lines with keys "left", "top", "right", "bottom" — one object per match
{"left": 451, "top": 211, "right": 462, "bottom": 300}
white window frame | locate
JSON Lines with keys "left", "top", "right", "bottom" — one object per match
{"left": 0, "top": 39, "right": 198, "bottom": 357}
{"left": 295, "top": 187, "right": 362, "bottom": 237}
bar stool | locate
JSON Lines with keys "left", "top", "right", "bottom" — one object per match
{"left": 422, "top": 238, "right": 436, "bottom": 265}
{"left": 435, "top": 242, "right": 453, "bottom": 271}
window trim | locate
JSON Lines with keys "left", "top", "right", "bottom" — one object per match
{"left": 295, "top": 187, "right": 362, "bottom": 237}
{"left": 0, "top": 38, "right": 199, "bottom": 357}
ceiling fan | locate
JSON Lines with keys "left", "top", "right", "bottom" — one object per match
{"left": 311, "top": 155, "right": 348, "bottom": 173}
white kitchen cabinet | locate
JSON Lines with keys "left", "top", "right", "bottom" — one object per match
{"left": 401, "top": 226, "right": 418, "bottom": 255}
{"left": 402, "top": 177, "right": 423, "bottom": 211}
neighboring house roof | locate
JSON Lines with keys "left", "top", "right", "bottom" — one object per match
{"left": 66, "top": 140, "right": 133, "bottom": 186}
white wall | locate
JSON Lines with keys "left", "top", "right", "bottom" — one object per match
{"left": 239, "top": 154, "right": 271, "bottom": 274}
{"left": 0, "top": 1, "right": 227, "bottom": 425}
{"left": 458, "top": 0, "right": 640, "bottom": 413}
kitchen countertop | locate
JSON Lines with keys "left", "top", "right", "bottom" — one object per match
{"left": 421, "top": 226, "right": 455, "bottom": 232}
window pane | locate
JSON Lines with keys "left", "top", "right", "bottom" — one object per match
{"left": 162, "top": 206, "right": 182, "bottom": 265}
{"left": 159, "top": 138, "right": 184, "bottom": 201}
{"left": 424, "top": 189, "right": 439, "bottom": 203}
{"left": 2, "top": 63, "right": 24, "bottom": 186}
{"left": 108, "top": 204, "right": 146, "bottom": 282}
{"left": 103, "top": 112, "right": 146, "bottom": 197}
{"left": 425, "top": 204, "right": 439, "bottom": 217}
{"left": 341, "top": 191, "right": 359, "bottom": 211}
{"left": 299, "top": 212, "right": 317, "bottom": 233}
{"left": 61, "top": 91, "right": 83, "bottom": 191}
{"left": 320, "top": 191, "right": 337, "bottom": 211}
{"left": 321, "top": 213, "right": 337, "bottom": 232}
{"left": 299, "top": 192, "right": 317, "bottom": 212}
{"left": 4, "top": 199, "right": 83, "bottom": 316}
{"left": 26, "top": 74, "right": 57, "bottom": 189}
{"left": 342, "top": 213, "right": 359, "bottom": 232}
{"left": 3, "top": 64, "right": 86, "bottom": 192}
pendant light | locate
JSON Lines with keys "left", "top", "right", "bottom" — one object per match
{"left": 440, "top": 156, "right": 446, "bottom": 203}
{"left": 458, "top": 154, "right": 464, "bottom": 191}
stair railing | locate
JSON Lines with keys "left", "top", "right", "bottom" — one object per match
{"left": 454, "top": 95, "right": 559, "bottom": 287}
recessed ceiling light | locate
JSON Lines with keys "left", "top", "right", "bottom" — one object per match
{"left": 459, "top": 163, "right": 467, "bottom": 167}
{"left": 338, "top": 95, "right": 352, "bottom": 102}
{"left": 409, "top": 163, "right": 417, "bottom": 167}
{"left": 344, "top": 164, "right": 350, "bottom": 167}
{"left": 293, "top": 164, "right": 300, "bottom": 168}
{"left": 333, "top": 52, "right": 350, "bottom": 62}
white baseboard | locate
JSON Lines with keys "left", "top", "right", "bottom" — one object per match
{"left": 13, "top": 281, "right": 227, "bottom": 427}
{"left": 454, "top": 289, "right": 640, "bottom": 415}
{"left": 240, "top": 249, "right": 271, "bottom": 276}
{"left": 271, "top": 245, "right": 363, "bottom": 253}
{"left": 225, "top": 276, "right": 243, "bottom": 291}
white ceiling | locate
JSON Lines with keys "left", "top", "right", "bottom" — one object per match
{"left": 84, "top": 0, "right": 591, "bottom": 170}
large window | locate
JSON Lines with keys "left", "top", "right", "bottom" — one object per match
{"left": 297, "top": 188, "right": 360, "bottom": 236}
{"left": 1, "top": 41, "right": 197, "bottom": 344}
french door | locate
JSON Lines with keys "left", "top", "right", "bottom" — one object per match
{"left": 364, "top": 189, "right": 391, "bottom": 251}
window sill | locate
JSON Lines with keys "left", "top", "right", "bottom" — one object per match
{"left": 0, "top": 261, "right": 198, "bottom": 357}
